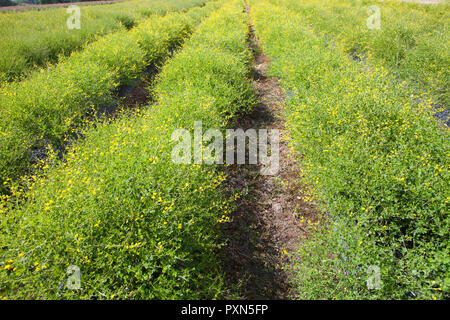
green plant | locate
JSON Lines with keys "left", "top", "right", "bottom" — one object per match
{"left": 268, "top": 0, "right": 449, "bottom": 108}
{"left": 250, "top": 0, "right": 449, "bottom": 300}
{"left": 0, "top": 0, "right": 254, "bottom": 299}
{"left": 0, "top": 0, "right": 209, "bottom": 83}
{"left": 0, "top": 1, "right": 218, "bottom": 193}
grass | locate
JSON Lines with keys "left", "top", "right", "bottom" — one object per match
{"left": 250, "top": 0, "right": 449, "bottom": 299}
{"left": 0, "top": 0, "right": 255, "bottom": 299}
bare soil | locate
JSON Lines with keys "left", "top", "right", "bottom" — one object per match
{"left": 220, "top": 5, "right": 321, "bottom": 300}
{"left": 109, "top": 64, "right": 158, "bottom": 118}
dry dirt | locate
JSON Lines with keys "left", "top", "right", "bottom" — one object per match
{"left": 220, "top": 5, "right": 321, "bottom": 300}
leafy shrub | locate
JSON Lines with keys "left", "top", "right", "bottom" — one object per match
{"left": 0, "top": 0, "right": 14, "bottom": 7}
{"left": 0, "top": 0, "right": 253, "bottom": 299}
{"left": 268, "top": 0, "right": 449, "bottom": 108}
{"left": 114, "top": 14, "right": 136, "bottom": 30}
{"left": 251, "top": 0, "right": 449, "bottom": 299}
{"left": 0, "top": 2, "right": 218, "bottom": 193}
{"left": 0, "top": 0, "right": 209, "bottom": 82}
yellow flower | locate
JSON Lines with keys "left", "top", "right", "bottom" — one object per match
{"left": 178, "top": 224, "right": 182, "bottom": 229}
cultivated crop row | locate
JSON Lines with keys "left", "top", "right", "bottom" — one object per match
{"left": 0, "top": 0, "right": 253, "bottom": 299}
{"left": 268, "top": 0, "right": 449, "bottom": 109}
{"left": 0, "top": 0, "right": 209, "bottom": 83}
{"left": 250, "top": 0, "right": 448, "bottom": 299}
{"left": 0, "top": 0, "right": 222, "bottom": 193}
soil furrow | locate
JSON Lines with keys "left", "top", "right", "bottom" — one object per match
{"left": 220, "top": 3, "right": 321, "bottom": 300}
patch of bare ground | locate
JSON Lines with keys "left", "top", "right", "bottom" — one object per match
{"left": 108, "top": 64, "right": 158, "bottom": 118}
{"left": 220, "top": 5, "right": 321, "bottom": 300}
{"left": 119, "top": 77, "right": 152, "bottom": 111}
{"left": 30, "top": 62, "right": 159, "bottom": 165}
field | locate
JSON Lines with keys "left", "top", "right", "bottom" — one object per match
{"left": 0, "top": 0, "right": 448, "bottom": 300}
{"left": 0, "top": 0, "right": 207, "bottom": 82}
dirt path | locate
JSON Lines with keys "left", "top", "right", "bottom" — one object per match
{"left": 220, "top": 4, "right": 321, "bottom": 300}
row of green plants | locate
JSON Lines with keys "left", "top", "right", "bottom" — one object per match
{"left": 0, "top": 0, "right": 219, "bottom": 194}
{"left": 0, "top": 0, "right": 208, "bottom": 82}
{"left": 250, "top": 0, "right": 449, "bottom": 299}
{"left": 0, "top": 0, "right": 254, "bottom": 299}
{"left": 267, "top": 0, "right": 449, "bottom": 109}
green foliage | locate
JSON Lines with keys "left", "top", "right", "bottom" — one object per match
{"left": 251, "top": 0, "right": 449, "bottom": 300}
{"left": 0, "top": 0, "right": 253, "bottom": 299}
{"left": 0, "top": 0, "right": 208, "bottom": 82}
{"left": 268, "top": 0, "right": 449, "bottom": 108}
{"left": 0, "top": 0, "right": 14, "bottom": 7}
{"left": 114, "top": 14, "right": 137, "bottom": 30}
{"left": 0, "top": 1, "right": 217, "bottom": 193}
